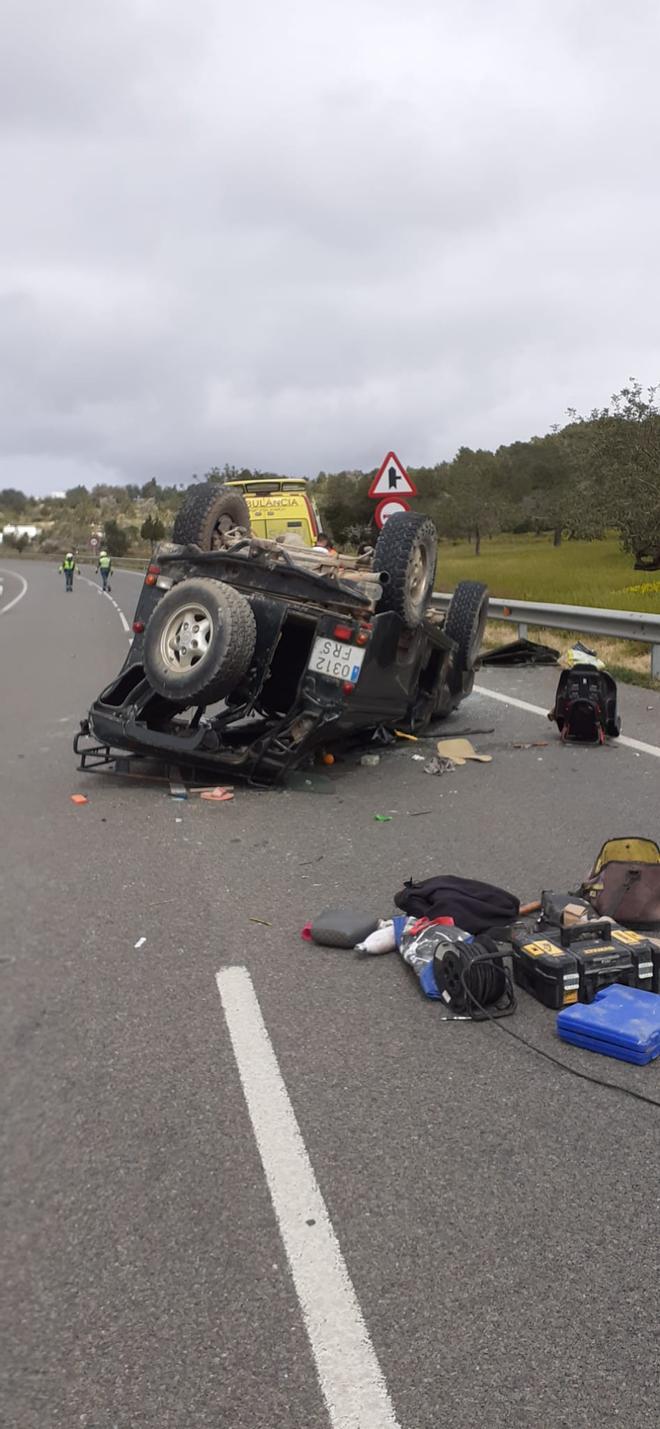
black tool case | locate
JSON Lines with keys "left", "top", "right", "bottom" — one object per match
{"left": 511, "top": 921, "right": 658, "bottom": 1009}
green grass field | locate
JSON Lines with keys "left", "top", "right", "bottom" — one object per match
{"left": 437, "top": 535, "right": 660, "bottom": 614}
{"left": 436, "top": 534, "right": 660, "bottom": 687}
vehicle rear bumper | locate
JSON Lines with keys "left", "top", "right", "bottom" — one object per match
{"left": 81, "top": 697, "right": 342, "bottom": 786}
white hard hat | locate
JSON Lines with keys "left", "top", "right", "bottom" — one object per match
{"left": 100, "top": 549, "right": 107, "bottom": 556}
{"left": 66, "top": 551, "right": 73, "bottom": 558}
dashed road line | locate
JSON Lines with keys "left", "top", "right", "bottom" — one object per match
{"left": 0, "top": 569, "right": 28, "bottom": 615}
{"left": 474, "top": 684, "right": 660, "bottom": 760}
{"left": 79, "top": 576, "right": 131, "bottom": 637}
{"left": 216, "top": 966, "right": 401, "bottom": 1429}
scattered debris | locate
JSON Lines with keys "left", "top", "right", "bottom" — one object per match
{"left": 424, "top": 757, "right": 455, "bottom": 776}
{"left": 436, "top": 738, "right": 492, "bottom": 766}
{"left": 409, "top": 809, "right": 432, "bottom": 817}
{"left": 361, "top": 754, "right": 381, "bottom": 767}
{"left": 288, "top": 770, "right": 336, "bottom": 794}
{"left": 411, "top": 753, "right": 426, "bottom": 761}
{"left": 200, "top": 787, "right": 234, "bottom": 802}
{"left": 320, "top": 752, "right": 335, "bottom": 766}
{"left": 512, "top": 740, "right": 549, "bottom": 750}
{"left": 189, "top": 785, "right": 235, "bottom": 797}
{"left": 134, "top": 936, "right": 146, "bottom": 949}
{"left": 310, "top": 909, "right": 380, "bottom": 948}
{"left": 439, "top": 727, "right": 494, "bottom": 738}
{"left": 169, "top": 777, "right": 187, "bottom": 798}
{"left": 355, "top": 922, "right": 398, "bottom": 956}
{"left": 249, "top": 917, "right": 273, "bottom": 927}
{"left": 374, "top": 814, "right": 393, "bottom": 822}
{"left": 560, "top": 640, "right": 605, "bottom": 670}
{"left": 70, "top": 794, "right": 88, "bottom": 805}
{"left": 371, "top": 726, "right": 397, "bottom": 746}
{"left": 394, "top": 729, "right": 418, "bottom": 742}
{"left": 481, "top": 638, "right": 558, "bottom": 667}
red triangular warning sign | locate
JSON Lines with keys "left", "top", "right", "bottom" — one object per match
{"left": 368, "top": 451, "right": 417, "bottom": 498}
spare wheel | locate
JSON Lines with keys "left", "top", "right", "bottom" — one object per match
{"left": 172, "top": 483, "right": 251, "bottom": 549}
{"left": 143, "top": 578, "right": 256, "bottom": 704}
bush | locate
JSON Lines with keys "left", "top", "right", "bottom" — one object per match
{"left": 141, "top": 514, "right": 166, "bottom": 543}
{"left": 103, "top": 519, "right": 130, "bottom": 556}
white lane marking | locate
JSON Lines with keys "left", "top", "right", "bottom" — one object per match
{"left": 0, "top": 569, "right": 28, "bottom": 615}
{"left": 216, "top": 967, "right": 401, "bottom": 1429}
{"left": 79, "top": 575, "right": 131, "bottom": 636}
{"left": 474, "top": 684, "right": 660, "bottom": 760}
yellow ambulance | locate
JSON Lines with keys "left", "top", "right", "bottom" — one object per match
{"left": 224, "top": 477, "right": 322, "bottom": 547}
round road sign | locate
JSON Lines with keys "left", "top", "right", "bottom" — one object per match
{"left": 90, "top": 537, "right": 99, "bottom": 549}
{"left": 374, "top": 496, "right": 411, "bottom": 529}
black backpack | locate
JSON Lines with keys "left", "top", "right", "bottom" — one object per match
{"left": 550, "top": 664, "right": 620, "bottom": 744}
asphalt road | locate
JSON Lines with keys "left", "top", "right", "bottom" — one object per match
{"left": 1, "top": 558, "right": 659, "bottom": 1429}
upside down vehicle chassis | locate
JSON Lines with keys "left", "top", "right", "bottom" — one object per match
{"left": 75, "top": 482, "right": 488, "bottom": 786}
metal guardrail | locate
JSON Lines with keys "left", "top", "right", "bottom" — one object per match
{"left": 432, "top": 593, "right": 660, "bottom": 678}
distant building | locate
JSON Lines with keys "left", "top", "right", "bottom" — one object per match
{"left": 50, "top": 491, "right": 66, "bottom": 500}
{"left": 0, "top": 523, "right": 41, "bottom": 543}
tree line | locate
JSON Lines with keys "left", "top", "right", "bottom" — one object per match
{"left": 2, "top": 381, "right": 659, "bottom": 565}
{"left": 315, "top": 381, "right": 660, "bottom": 565}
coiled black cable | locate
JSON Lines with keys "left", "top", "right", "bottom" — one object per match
{"left": 433, "top": 936, "right": 517, "bottom": 1020}
{"left": 430, "top": 932, "right": 660, "bottom": 1109}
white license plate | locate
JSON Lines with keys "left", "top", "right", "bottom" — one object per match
{"left": 308, "top": 637, "right": 365, "bottom": 685}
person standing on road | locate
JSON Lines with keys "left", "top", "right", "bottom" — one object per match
{"left": 96, "top": 549, "right": 113, "bottom": 592}
{"left": 58, "top": 552, "right": 80, "bottom": 592}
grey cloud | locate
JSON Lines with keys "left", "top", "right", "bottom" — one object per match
{"left": 1, "top": 0, "right": 660, "bottom": 493}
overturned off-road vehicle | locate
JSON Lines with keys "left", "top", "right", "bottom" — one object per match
{"left": 75, "top": 483, "right": 489, "bottom": 785}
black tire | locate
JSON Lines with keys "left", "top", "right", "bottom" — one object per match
{"left": 172, "top": 483, "right": 251, "bottom": 549}
{"left": 443, "top": 580, "right": 489, "bottom": 696}
{"left": 143, "top": 577, "right": 256, "bottom": 705}
{"left": 372, "top": 513, "right": 438, "bottom": 627}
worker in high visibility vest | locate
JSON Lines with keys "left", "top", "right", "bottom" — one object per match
{"left": 96, "top": 550, "right": 113, "bottom": 592}
{"left": 58, "top": 552, "right": 80, "bottom": 592}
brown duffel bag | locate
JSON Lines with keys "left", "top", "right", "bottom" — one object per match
{"left": 581, "top": 838, "right": 660, "bottom": 927}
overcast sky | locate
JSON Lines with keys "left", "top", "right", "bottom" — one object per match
{"left": 2, "top": 0, "right": 660, "bottom": 495}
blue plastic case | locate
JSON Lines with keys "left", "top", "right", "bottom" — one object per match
{"left": 556, "top": 984, "right": 660, "bottom": 1065}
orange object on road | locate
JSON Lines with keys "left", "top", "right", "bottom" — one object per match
{"left": 200, "top": 787, "right": 234, "bottom": 802}
{"left": 70, "top": 794, "right": 88, "bottom": 805}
